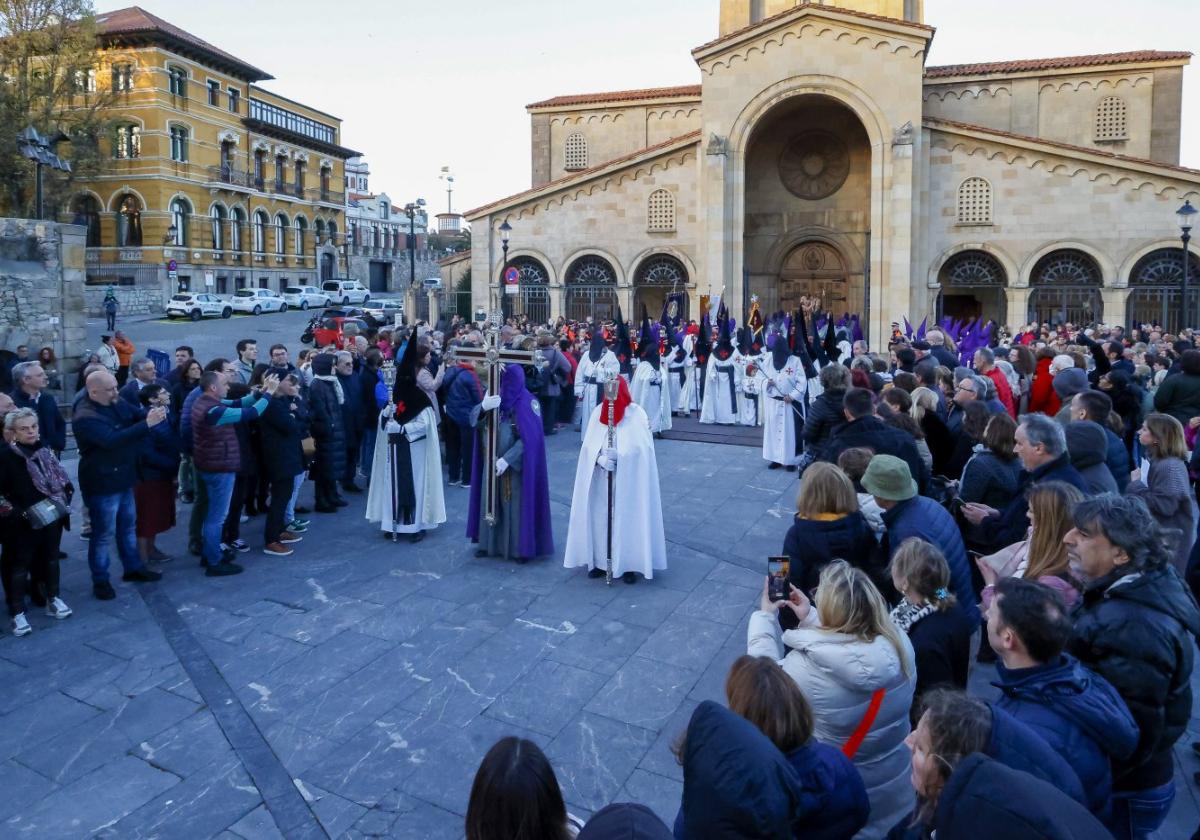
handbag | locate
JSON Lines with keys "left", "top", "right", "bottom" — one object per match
{"left": 301, "top": 436, "right": 316, "bottom": 459}
{"left": 24, "top": 497, "right": 69, "bottom": 529}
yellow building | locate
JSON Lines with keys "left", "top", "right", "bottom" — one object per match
{"left": 67, "top": 6, "right": 357, "bottom": 298}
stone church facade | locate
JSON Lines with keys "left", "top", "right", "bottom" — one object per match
{"left": 465, "top": 0, "right": 1200, "bottom": 340}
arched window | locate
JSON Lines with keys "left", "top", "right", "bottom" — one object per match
{"left": 566, "top": 255, "right": 616, "bottom": 284}
{"left": 274, "top": 213, "right": 288, "bottom": 255}
{"left": 647, "top": 189, "right": 676, "bottom": 232}
{"left": 294, "top": 217, "right": 307, "bottom": 256}
{"left": 327, "top": 220, "right": 337, "bottom": 245}
{"left": 169, "top": 125, "right": 189, "bottom": 162}
{"left": 113, "top": 124, "right": 140, "bottom": 159}
{"left": 230, "top": 207, "right": 246, "bottom": 253}
{"left": 634, "top": 254, "right": 689, "bottom": 321}
{"left": 253, "top": 211, "right": 268, "bottom": 253}
{"left": 314, "top": 219, "right": 326, "bottom": 244}
{"left": 510, "top": 257, "right": 550, "bottom": 324}
{"left": 72, "top": 195, "right": 101, "bottom": 247}
{"left": 1127, "top": 248, "right": 1200, "bottom": 333}
{"left": 116, "top": 194, "right": 142, "bottom": 247}
{"left": 1028, "top": 249, "right": 1103, "bottom": 327}
{"left": 210, "top": 205, "right": 226, "bottom": 251}
{"left": 564, "top": 255, "right": 618, "bottom": 321}
{"left": 936, "top": 250, "right": 1007, "bottom": 326}
{"left": 956, "top": 177, "right": 992, "bottom": 225}
{"left": 1095, "top": 96, "right": 1128, "bottom": 143}
{"left": 169, "top": 197, "right": 191, "bottom": 247}
{"left": 564, "top": 133, "right": 588, "bottom": 171}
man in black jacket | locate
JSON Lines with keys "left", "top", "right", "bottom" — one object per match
{"left": 258, "top": 374, "right": 307, "bottom": 556}
{"left": 335, "top": 350, "right": 364, "bottom": 494}
{"left": 73, "top": 371, "right": 166, "bottom": 600}
{"left": 1065, "top": 495, "right": 1200, "bottom": 836}
{"left": 823, "top": 387, "right": 930, "bottom": 493}
{"left": 10, "top": 361, "right": 66, "bottom": 456}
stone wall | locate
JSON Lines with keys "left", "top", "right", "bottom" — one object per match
{"left": 346, "top": 253, "right": 443, "bottom": 295}
{"left": 0, "top": 218, "right": 87, "bottom": 382}
{"left": 83, "top": 279, "right": 167, "bottom": 317}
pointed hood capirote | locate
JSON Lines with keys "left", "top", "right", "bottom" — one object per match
{"left": 714, "top": 311, "right": 734, "bottom": 360}
{"left": 771, "top": 315, "right": 792, "bottom": 369}
{"left": 638, "top": 315, "right": 660, "bottom": 369}
{"left": 614, "top": 306, "right": 634, "bottom": 375}
{"left": 588, "top": 326, "right": 608, "bottom": 363}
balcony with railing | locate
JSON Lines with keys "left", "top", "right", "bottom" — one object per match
{"left": 205, "top": 166, "right": 344, "bottom": 207}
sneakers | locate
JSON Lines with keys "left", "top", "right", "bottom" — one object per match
{"left": 263, "top": 542, "right": 294, "bottom": 557}
{"left": 229, "top": 539, "right": 250, "bottom": 553}
{"left": 288, "top": 518, "right": 310, "bottom": 532}
{"left": 93, "top": 581, "right": 116, "bottom": 600}
{"left": 122, "top": 568, "right": 163, "bottom": 583}
{"left": 11, "top": 613, "right": 31, "bottom": 637}
{"left": 46, "top": 597, "right": 72, "bottom": 620}
{"left": 205, "top": 560, "right": 244, "bottom": 577}
{"left": 278, "top": 531, "right": 303, "bottom": 545}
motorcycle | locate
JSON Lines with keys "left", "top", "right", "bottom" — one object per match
{"left": 300, "top": 313, "right": 320, "bottom": 345}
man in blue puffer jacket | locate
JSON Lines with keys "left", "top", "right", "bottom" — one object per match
{"left": 988, "top": 577, "right": 1138, "bottom": 822}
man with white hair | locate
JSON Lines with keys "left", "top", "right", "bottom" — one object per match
{"left": 10, "top": 360, "right": 66, "bottom": 457}
{"left": 925, "top": 330, "right": 959, "bottom": 369}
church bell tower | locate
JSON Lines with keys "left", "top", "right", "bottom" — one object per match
{"left": 719, "top": 0, "right": 924, "bottom": 36}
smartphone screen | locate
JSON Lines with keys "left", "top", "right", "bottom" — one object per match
{"left": 767, "top": 557, "right": 790, "bottom": 602}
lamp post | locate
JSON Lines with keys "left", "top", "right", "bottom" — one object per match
{"left": 16, "top": 126, "right": 71, "bottom": 220}
{"left": 498, "top": 220, "right": 512, "bottom": 323}
{"left": 404, "top": 199, "right": 426, "bottom": 287}
{"left": 1179, "top": 201, "right": 1198, "bottom": 332}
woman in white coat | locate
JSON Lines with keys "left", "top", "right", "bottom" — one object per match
{"left": 748, "top": 560, "right": 916, "bottom": 840}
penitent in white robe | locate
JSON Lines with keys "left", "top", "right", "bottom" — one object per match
{"left": 733, "top": 350, "right": 765, "bottom": 427}
{"left": 366, "top": 407, "right": 446, "bottom": 534}
{"left": 574, "top": 350, "right": 621, "bottom": 439}
{"left": 564, "top": 402, "right": 668, "bottom": 579}
{"left": 678, "top": 336, "right": 701, "bottom": 414}
{"left": 665, "top": 353, "right": 686, "bottom": 414}
{"left": 760, "top": 355, "right": 805, "bottom": 466}
{"left": 630, "top": 359, "right": 673, "bottom": 434}
{"left": 700, "top": 354, "right": 742, "bottom": 425}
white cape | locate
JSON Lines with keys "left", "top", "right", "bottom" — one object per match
{"left": 700, "top": 354, "right": 742, "bottom": 425}
{"left": 761, "top": 355, "right": 804, "bottom": 466}
{"left": 574, "top": 349, "right": 621, "bottom": 439}
{"left": 366, "top": 407, "right": 446, "bottom": 533}
{"left": 564, "top": 402, "right": 668, "bottom": 578}
{"left": 630, "top": 360, "right": 673, "bottom": 433}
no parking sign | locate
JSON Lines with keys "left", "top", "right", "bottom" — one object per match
{"left": 504, "top": 266, "right": 520, "bottom": 295}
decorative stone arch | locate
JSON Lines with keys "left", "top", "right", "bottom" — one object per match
{"left": 765, "top": 226, "right": 866, "bottom": 279}
{"left": 106, "top": 185, "right": 149, "bottom": 212}
{"left": 217, "top": 128, "right": 241, "bottom": 145}
{"left": 206, "top": 198, "right": 230, "bottom": 216}
{"left": 927, "top": 244, "right": 1015, "bottom": 327}
{"left": 110, "top": 113, "right": 145, "bottom": 130}
{"left": 630, "top": 251, "right": 693, "bottom": 322}
{"left": 64, "top": 187, "right": 104, "bottom": 217}
{"left": 505, "top": 248, "right": 559, "bottom": 286}
{"left": 252, "top": 138, "right": 271, "bottom": 153}
{"left": 628, "top": 246, "right": 698, "bottom": 288}
{"left": 561, "top": 247, "right": 626, "bottom": 287}
{"left": 926, "top": 242, "right": 1020, "bottom": 291}
{"left": 1118, "top": 240, "right": 1200, "bottom": 289}
{"left": 1024, "top": 245, "right": 1107, "bottom": 327}
{"left": 1019, "top": 241, "right": 1116, "bottom": 288}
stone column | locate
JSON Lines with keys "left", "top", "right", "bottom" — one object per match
{"left": 1004, "top": 287, "right": 1031, "bottom": 328}
{"left": 1101, "top": 287, "right": 1128, "bottom": 328}
{"left": 427, "top": 289, "right": 440, "bottom": 325}
{"left": 617, "top": 286, "right": 633, "bottom": 319}
{"left": 875, "top": 142, "right": 916, "bottom": 344}
{"left": 549, "top": 285, "right": 565, "bottom": 321}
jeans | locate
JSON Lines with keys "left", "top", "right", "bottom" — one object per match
{"left": 178, "top": 455, "right": 196, "bottom": 496}
{"left": 222, "top": 474, "right": 250, "bottom": 544}
{"left": 188, "top": 471, "right": 209, "bottom": 546}
{"left": 197, "top": 471, "right": 236, "bottom": 567}
{"left": 361, "top": 427, "right": 377, "bottom": 479}
{"left": 85, "top": 490, "right": 145, "bottom": 583}
{"left": 1110, "top": 781, "right": 1175, "bottom": 840}
{"left": 284, "top": 473, "right": 305, "bottom": 523}
{"left": 105, "top": 311, "right": 116, "bottom": 331}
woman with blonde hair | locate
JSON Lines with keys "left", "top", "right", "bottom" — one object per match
{"left": 1128, "top": 412, "right": 1195, "bottom": 574}
{"left": 780, "top": 462, "right": 881, "bottom": 611}
{"left": 978, "top": 480, "right": 1085, "bottom": 611}
{"left": 890, "top": 538, "right": 973, "bottom": 702}
{"left": 909, "top": 387, "right": 954, "bottom": 476}
{"left": 749, "top": 560, "right": 916, "bottom": 839}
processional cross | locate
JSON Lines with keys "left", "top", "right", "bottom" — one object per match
{"left": 445, "top": 313, "right": 541, "bottom": 526}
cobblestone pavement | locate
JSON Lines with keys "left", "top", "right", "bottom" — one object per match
{"left": 1, "top": 432, "right": 1197, "bottom": 838}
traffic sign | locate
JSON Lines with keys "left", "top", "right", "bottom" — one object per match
{"left": 167, "top": 259, "right": 177, "bottom": 271}
{"left": 504, "top": 266, "right": 519, "bottom": 295}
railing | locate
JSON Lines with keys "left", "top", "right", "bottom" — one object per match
{"left": 206, "top": 169, "right": 344, "bottom": 206}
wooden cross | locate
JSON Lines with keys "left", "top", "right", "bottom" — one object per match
{"left": 446, "top": 313, "right": 541, "bottom": 526}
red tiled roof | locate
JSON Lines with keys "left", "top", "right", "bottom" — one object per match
{"left": 694, "top": 2, "right": 932, "bottom": 55}
{"left": 95, "top": 6, "right": 272, "bottom": 81}
{"left": 465, "top": 130, "right": 702, "bottom": 218}
{"left": 925, "top": 50, "right": 1191, "bottom": 79}
{"left": 528, "top": 84, "right": 702, "bottom": 110}
{"left": 926, "top": 116, "right": 1200, "bottom": 178}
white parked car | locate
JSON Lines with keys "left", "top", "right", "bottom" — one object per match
{"left": 281, "top": 285, "right": 332, "bottom": 310}
{"left": 321, "top": 279, "right": 371, "bottom": 305}
{"left": 228, "top": 288, "right": 288, "bottom": 315}
{"left": 363, "top": 298, "right": 405, "bottom": 322}
{"left": 165, "top": 293, "right": 232, "bottom": 321}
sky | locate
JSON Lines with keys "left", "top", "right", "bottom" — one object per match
{"left": 104, "top": 0, "right": 1200, "bottom": 215}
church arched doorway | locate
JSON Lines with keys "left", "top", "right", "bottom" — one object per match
{"left": 936, "top": 250, "right": 1007, "bottom": 325}
{"left": 743, "top": 94, "right": 870, "bottom": 318}
{"left": 633, "top": 254, "right": 689, "bottom": 321}
{"left": 1127, "top": 248, "right": 1200, "bottom": 333}
{"left": 1027, "top": 249, "right": 1103, "bottom": 328}
{"left": 564, "top": 255, "right": 618, "bottom": 322}
{"left": 779, "top": 242, "right": 848, "bottom": 314}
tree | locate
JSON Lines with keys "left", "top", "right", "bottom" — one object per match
{"left": 0, "top": 0, "right": 113, "bottom": 218}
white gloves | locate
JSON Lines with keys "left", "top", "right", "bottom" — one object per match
{"left": 596, "top": 448, "right": 618, "bottom": 472}
{"left": 384, "top": 419, "right": 403, "bottom": 435}
{"left": 481, "top": 394, "right": 502, "bottom": 412}
{"left": 496, "top": 457, "right": 509, "bottom": 476}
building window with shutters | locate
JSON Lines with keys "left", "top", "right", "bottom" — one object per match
{"left": 956, "top": 177, "right": 992, "bottom": 226}
{"left": 564, "top": 133, "right": 588, "bottom": 171}
{"left": 647, "top": 189, "right": 676, "bottom": 232}
{"left": 1095, "top": 96, "right": 1128, "bottom": 143}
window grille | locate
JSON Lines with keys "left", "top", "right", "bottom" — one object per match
{"left": 647, "top": 189, "right": 676, "bottom": 232}
{"left": 1095, "top": 97, "right": 1128, "bottom": 142}
{"left": 564, "top": 133, "right": 588, "bottom": 170}
{"left": 956, "top": 178, "right": 992, "bottom": 225}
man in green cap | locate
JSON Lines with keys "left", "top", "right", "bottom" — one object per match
{"left": 862, "top": 454, "right": 978, "bottom": 624}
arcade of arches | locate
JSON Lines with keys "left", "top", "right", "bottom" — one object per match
{"left": 936, "top": 246, "right": 1200, "bottom": 333}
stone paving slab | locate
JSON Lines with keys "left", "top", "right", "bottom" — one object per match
{"left": 1, "top": 431, "right": 1198, "bottom": 838}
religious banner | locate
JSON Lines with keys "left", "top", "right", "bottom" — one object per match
{"left": 699, "top": 294, "right": 710, "bottom": 322}
{"left": 661, "top": 291, "right": 686, "bottom": 335}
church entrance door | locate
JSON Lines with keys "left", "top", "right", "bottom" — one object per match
{"left": 779, "top": 242, "right": 848, "bottom": 314}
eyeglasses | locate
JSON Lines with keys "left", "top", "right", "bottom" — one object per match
{"left": 955, "top": 386, "right": 975, "bottom": 394}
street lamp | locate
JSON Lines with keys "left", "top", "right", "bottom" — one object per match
{"left": 404, "top": 199, "right": 427, "bottom": 288}
{"left": 162, "top": 224, "right": 178, "bottom": 246}
{"left": 16, "top": 126, "right": 71, "bottom": 220}
{"left": 1179, "top": 200, "right": 1197, "bottom": 331}
{"left": 498, "top": 220, "right": 512, "bottom": 322}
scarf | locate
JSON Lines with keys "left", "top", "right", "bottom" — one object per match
{"left": 314, "top": 374, "right": 344, "bottom": 404}
{"left": 11, "top": 442, "right": 70, "bottom": 505}
{"left": 890, "top": 599, "right": 938, "bottom": 634}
